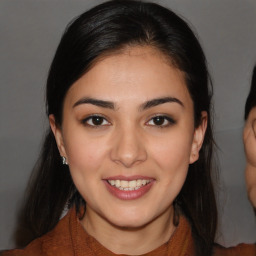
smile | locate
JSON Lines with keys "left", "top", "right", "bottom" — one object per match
{"left": 107, "top": 179, "right": 151, "bottom": 191}
{"left": 104, "top": 177, "right": 155, "bottom": 200}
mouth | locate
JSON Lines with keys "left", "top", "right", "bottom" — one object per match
{"left": 107, "top": 179, "right": 151, "bottom": 191}
{"left": 103, "top": 176, "right": 155, "bottom": 200}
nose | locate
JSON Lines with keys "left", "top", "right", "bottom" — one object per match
{"left": 110, "top": 126, "right": 147, "bottom": 168}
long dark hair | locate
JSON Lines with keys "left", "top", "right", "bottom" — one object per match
{"left": 245, "top": 65, "right": 256, "bottom": 119}
{"left": 19, "top": 1, "right": 217, "bottom": 255}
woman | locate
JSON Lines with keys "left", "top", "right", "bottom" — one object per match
{"left": 3, "top": 1, "right": 256, "bottom": 255}
{"left": 244, "top": 65, "right": 256, "bottom": 209}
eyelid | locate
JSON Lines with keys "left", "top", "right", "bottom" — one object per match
{"left": 81, "top": 114, "right": 111, "bottom": 127}
{"left": 146, "top": 114, "right": 176, "bottom": 127}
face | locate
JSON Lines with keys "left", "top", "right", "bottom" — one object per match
{"left": 50, "top": 46, "right": 207, "bottom": 229}
{"left": 243, "top": 106, "right": 256, "bottom": 208}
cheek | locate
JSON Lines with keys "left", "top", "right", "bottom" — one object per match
{"left": 63, "top": 133, "right": 110, "bottom": 204}
{"left": 155, "top": 136, "right": 192, "bottom": 196}
{"left": 151, "top": 132, "right": 193, "bottom": 171}
{"left": 149, "top": 130, "right": 193, "bottom": 198}
{"left": 63, "top": 130, "right": 109, "bottom": 177}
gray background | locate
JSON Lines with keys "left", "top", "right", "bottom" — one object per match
{"left": 1, "top": 0, "right": 256, "bottom": 250}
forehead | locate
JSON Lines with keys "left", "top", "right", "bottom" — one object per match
{"left": 65, "top": 46, "right": 192, "bottom": 107}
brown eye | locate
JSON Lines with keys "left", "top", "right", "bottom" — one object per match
{"left": 83, "top": 115, "right": 110, "bottom": 126}
{"left": 91, "top": 116, "right": 104, "bottom": 125}
{"left": 147, "top": 115, "right": 175, "bottom": 127}
{"left": 152, "top": 116, "right": 165, "bottom": 126}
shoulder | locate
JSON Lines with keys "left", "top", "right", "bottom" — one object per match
{"left": 2, "top": 237, "right": 45, "bottom": 256}
{"left": 2, "top": 209, "right": 74, "bottom": 256}
{"left": 213, "top": 243, "right": 256, "bottom": 256}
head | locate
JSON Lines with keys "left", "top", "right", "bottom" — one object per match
{"left": 243, "top": 65, "right": 256, "bottom": 209}
{"left": 26, "top": 1, "right": 216, "bottom": 255}
{"left": 245, "top": 65, "right": 256, "bottom": 120}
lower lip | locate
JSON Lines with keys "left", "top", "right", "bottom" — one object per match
{"left": 103, "top": 180, "right": 154, "bottom": 200}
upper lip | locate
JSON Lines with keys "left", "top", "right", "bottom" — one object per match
{"left": 104, "top": 175, "right": 155, "bottom": 181}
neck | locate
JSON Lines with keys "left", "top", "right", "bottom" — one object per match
{"left": 80, "top": 206, "right": 176, "bottom": 255}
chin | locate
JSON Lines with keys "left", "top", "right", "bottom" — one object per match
{"left": 110, "top": 218, "right": 150, "bottom": 230}
{"left": 105, "top": 209, "right": 155, "bottom": 229}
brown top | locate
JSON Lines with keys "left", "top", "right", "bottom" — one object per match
{"left": 3, "top": 208, "right": 256, "bottom": 256}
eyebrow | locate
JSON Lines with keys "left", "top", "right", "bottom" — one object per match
{"left": 73, "top": 97, "right": 115, "bottom": 109}
{"left": 73, "top": 96, "right": 183, "bottom": 110}
{"left": 140, "top": 97, "right": 184, "bottom": 111}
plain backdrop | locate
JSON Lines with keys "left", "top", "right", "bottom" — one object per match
{"left": 1, "top": 0, "right": 256, "bottom": 250}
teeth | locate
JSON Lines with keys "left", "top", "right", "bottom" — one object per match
{"left": 120, "top": 180, "right": 128, "bottom": 188}
{"left": 109, "top": 180, "right": 115, "bottom": 186}
{"left": 107, "top": 179, "right": 151, "bottom": 190}
{"left": 137, "top": 180, "right": 142, "bottom": 187}
{"left": 129, "top": 180, "right": 136, "bottom": 188}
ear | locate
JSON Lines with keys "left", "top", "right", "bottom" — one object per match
{"left": 49, "top": 114, "right": 67, "bottom": 160}
{"left": 189, "top": 111, "right": 208, "bottom": 164}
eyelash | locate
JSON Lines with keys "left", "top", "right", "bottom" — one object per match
{"left": 81, "top": 115, "right": 111, "bottom": 127}
{"left": 146, "top": 115, "right": 176, "bottom": 128}
{"left": 82, "top": 114, "right": 176, "bottom": 128}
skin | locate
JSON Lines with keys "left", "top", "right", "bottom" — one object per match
{"left": 244, "top": 106, "right": 256, "bottom": 209}
{"left": 50, "top": 46, "right": 207, "bottom": 255}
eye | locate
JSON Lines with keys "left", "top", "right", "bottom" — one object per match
{"left": 82, "top": 115, "right": 110, "bottom": 127}
{"left": 146, "top": 115, "right": 175, "bottom": 127}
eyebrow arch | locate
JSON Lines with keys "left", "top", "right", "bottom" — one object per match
{"left": 140, "top": 97, "right": 184, "bottom": 111}
{"left": 73, "top": 96, "right": 183, "bottom": 111}
{"left": 73, "top": 97, "right": 115, "bottom": 109}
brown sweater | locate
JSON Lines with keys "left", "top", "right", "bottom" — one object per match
{"left": 3, "top": 208, "right": 256, "bottom": 256}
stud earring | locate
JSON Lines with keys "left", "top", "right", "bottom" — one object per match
{"left": 62, "top": 156, "right": 68, "bottom": 165}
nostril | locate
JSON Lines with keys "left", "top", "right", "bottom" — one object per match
{"left": 110, "top": 145, "right": 147, "bottom": 168}
{"left": 109, "top": 129, "right": 147, "bottom": 167}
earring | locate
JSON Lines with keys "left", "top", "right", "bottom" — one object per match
{"left": 173, "top": 198, "right": 180, "bottom": 226}
{"left": 62, "top": 156, "right": 68, "bottom": 165}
